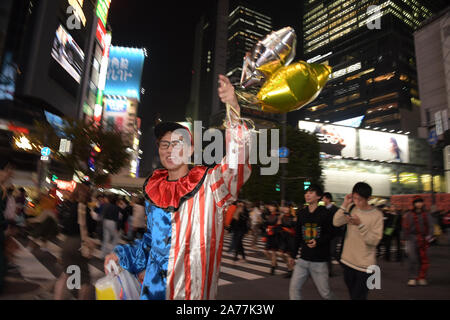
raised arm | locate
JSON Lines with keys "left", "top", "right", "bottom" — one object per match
{"left": 210, "top": 75, "right": 252, "bottom": 208}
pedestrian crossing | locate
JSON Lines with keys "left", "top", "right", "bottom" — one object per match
{"left": 7, "top": 231, "right": 291, "bottom": 299}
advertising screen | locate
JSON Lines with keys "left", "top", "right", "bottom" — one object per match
{"left": 299, "top": 121, "right": 357, "bottom": 157}
{"left": 104, "top": 47, "right": 145, "bottom": 100}
{"left": 359, "top": 130, "right": 409, "bottom": 163}
{"left": 44, "top": 111, "right": 68, "bottom": 138}
{"left": 51, "top": 24, "right": 85, "bottom": 83}
{"left": 103, "top": 98, "right": 129, "bottom": 132}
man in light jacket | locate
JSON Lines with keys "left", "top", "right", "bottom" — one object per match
{"left": 333, "top": 182, "right": 383, "bottom": 300}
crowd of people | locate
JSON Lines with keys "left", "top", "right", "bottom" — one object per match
{"left": 224, "top": 183, "right": 450, "bottom": 300}
{"left": 1, "top": 158, "right": 449, "bottom": 300}
{"left": 0, "top": 160, "right": 149, "bottom": 299}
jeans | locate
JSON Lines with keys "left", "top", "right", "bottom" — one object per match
{"left": 102, "top": 219, "right": 119, "bottom": 257}
{"left": 289, "top": 258, "right": 336, "bottom": 300}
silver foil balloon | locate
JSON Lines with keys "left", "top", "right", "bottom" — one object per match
{"left": 240, "top": 27, "right": 297, "bottom": 89}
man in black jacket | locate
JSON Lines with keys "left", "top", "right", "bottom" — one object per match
{"left": 289, "top": 185, "right": 336, "bottom": 300}
{"left": 231, "top": 200, "right": 250, "bottom": 262}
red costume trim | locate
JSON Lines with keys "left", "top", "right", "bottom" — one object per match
{"left": 143, "top": 166, "right": 209, "bottom": 212}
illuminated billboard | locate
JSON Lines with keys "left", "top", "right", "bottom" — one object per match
{"left": 96, "top": 0, "right": 111, "bottom": 28}
{"left": 104, "top": 46, "right": 145, "bottom": 100}
{"left": 51, "top": 24, "right": 85, "bottom": 83}
{"left": 333, "top": 116, "right": 365, "bottom": 128}
{"left": 103, "top": 98, "right": 129, "bottom": 132}
{"left": 299, "top": 121, "right": 357, "bottom": 157}
{"left": 359, "top": 130, "right": 409, "bottom": 163}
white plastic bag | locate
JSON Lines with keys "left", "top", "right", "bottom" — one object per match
{"left": 95, "top": 260, "right": 141, "bottom": 300}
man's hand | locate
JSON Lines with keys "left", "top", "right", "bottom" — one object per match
{"left": 104, "top": 253, "right": 119, "bottom": 274}
{"left": 346, "top": 214, "right": 362, "bottom": 226}
{"left": 342, "top": 194, "right": 353, "bottom": 210}
{"left": 307, "top": 239, "right": 317, "bottom": 248}
{"left": 218, "top": 75, "right": 240, "bottom": 115}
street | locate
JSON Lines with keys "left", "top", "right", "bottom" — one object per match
{"left": 1, "top": 231, "right": 449, "bottom": 300}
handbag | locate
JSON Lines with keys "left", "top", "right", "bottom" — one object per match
{"left": 95, "top": 260, "right": 142, "bottom": 300}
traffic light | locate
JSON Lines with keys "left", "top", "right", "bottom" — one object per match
{"left": 275, "top": 183, "right": 280, "bottom": 192}
{"left": 304, "top": 181, "right": 311, "bottom": 190}
{"left": 52, "top": 175, "right": 58, "bottom": 182}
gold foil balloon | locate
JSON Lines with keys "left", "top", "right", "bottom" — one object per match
{"left": 256, "top": 62, "right": 332, "bottom": 113}
{"left": 240, "top": 27, "right": 297, "bottom": 89}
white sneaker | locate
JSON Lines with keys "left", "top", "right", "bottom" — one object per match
{"left": 407, "top": 279, "right": 417, "bottom": 286}
{"left": 418, "top": 279, "right": 428, "bottom": 286}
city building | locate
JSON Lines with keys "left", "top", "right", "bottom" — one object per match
{"left": 226, "top": 1, "right": 281, "bottom": 129}
{"left": 415, "top": 7, "right": 449, "bottom": 138}
{"left": 414, "top": 6, "right": 450, "bottom": 193}
{"left": 291, "top": 0, "right": 448, "bottom": 135}
{"left": 186, "top": 0, "right": 229, "bottom": 127}
{"left": 187, "top": 0, "right": 280, "bottom": 129}
{"left": 80, "top": 0, "right": 112, "bottom": 123}
{"left": 0, "top": 0, "right": 101, "bottom": 187}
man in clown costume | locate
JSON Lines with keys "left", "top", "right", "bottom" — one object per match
{"left": 104, "top": 75, "right": 252, "bottom": 300}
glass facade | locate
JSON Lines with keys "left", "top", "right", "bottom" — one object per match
{"left": 226, "top": 5, "right": 273, "bottom": 84}
{"left": 226, "top": 3, "right": 280, "bottom": 128}
{"left": 295, "top": 0, "right": 447, "bottom": 135}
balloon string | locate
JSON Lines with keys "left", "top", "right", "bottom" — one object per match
{"left": 224, "top": 103, "right": 256, "bottom": 145}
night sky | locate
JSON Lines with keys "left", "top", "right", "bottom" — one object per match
{"left": 108, "top": 1, "right": 302, "bottom": 127}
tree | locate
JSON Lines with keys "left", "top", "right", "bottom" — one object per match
{"left": 239, "top": 124, "right": 322, "bottom": 206}
{"left": 30, "top": 118, "right": 130, "bottom": 186}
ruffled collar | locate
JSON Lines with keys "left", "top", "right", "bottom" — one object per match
{"left": 143, "top": 166, "right": 209, "bottom": 212}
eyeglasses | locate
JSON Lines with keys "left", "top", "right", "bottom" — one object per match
{"left": 158, "top": 139, "right": 184, "bottom": 150}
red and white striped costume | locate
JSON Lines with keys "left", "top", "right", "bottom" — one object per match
{"left": 114, "top": 124, "right": 252, "bottom": 300}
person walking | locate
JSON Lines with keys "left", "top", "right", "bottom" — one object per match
{"left": 384, "top": 203, "right": 402, "bottom": 262}
{"left": 27, "top": 192, "right": 59, "bottom": 252}
{"left": 230, "top": 200, "right": 250, "bottom": 262}
{"left": 103, "top": 75, "right": 252, "bottom": 300}
{"left": 131, "top": 196, "right": 146, "bottom": 240}
{"left": 278, "top": 203, "right": 296, "bottom": 278}
{"left": 289, "top": 185, "right": 336, "bottom": 300}
{"left": 333, "top": 182, "right": 384, "bottom": 300}
{"left": 93, "top": 194, "right": 106, "bottom": 241}
{"left": 54, "top": 182, "right": 95, "bottom": 300}
{"left": 263, "top": 202, "right": 281, "bottom": 275}
{"left": 403, "top": 196, "right": 434, "bottom": 286}
{"left": 0, "top": 160, "right": 15, "bottom": 294}
{"left": 249, "top": 202, "right": 263, "bottom": 249}
{"left": 322, "top": 192, "right": 342, "bottom": 277}
{"left": 118, "top": 197, "right": 132, "bottom": 240}
{"left": 101, "top": 194, "right": 120, "bottom": 258}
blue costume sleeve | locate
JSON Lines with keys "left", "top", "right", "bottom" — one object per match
{"left": 113, "top": 202, "right": 152, "bottom": 274}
